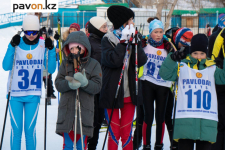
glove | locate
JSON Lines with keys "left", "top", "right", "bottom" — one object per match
{"left": 120, "top": 25, "right": 130, "bottom": 42}
{"left": 170, "top": 47, "right": 187, "bottom": 62}
{"left": 129, "top": 24, "right": 135, "bottom": 39}
{"left": 65, "top": 76, "right": 81, "bottom": 90}
{"left": 45, "top": 37, "right": 54, "bottom": 50}
{"left": 73, "top": 69, "right": 88, "bottom": 87}
{"left": 54, "top": 31, "right": 60, "bottom": 40}
{"left": 164, "top": 41, "right": 175, "bottom": 53}
{"left": 10, "top": 34, "right": 21, "bottom": 47}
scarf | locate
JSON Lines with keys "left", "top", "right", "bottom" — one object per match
{"left": 148, "top": 36, "right": 163, "bottom": 47}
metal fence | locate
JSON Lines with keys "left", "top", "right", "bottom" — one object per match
{"left": 40, "top": 12, "right": 214, "bottom": 36}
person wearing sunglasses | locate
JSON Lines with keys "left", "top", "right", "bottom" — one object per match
{"left": 2, "top": 15, "right": 56, "bottom": 150}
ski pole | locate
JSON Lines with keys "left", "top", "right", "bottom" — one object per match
{"left": 142, "top": 23, "right": 145, "bottom": 35}
{"left": 0, "top": 31, "right": 21, "bottom": 150}
{"left": 73, "top": 47, "right": 84, "bottom": 150}
{"left": 44, "top": 48, "right": 49, "bottom": 150}
{"left": 135, "top": 27, "right": 139, "bottom": 150}
{"left": 56, "top": 39, "right": 60, "bottom": 103}
{"left": 170, "top": 62, "right": 180, "bottom": 150}
{"left": 102, "top": 33, "right": 134, "bottom": 150}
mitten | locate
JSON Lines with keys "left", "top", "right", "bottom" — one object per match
{"left": 120, "top": 25, "right": 130, "bottom": 42}
{"left": 170, "top": 48, "right": 187, "bottom": 62}
{"left": 73, "top": 69, "right": 88, "bottom": 87}
{"left": 54, "top": 31, "right": 60, "bottom": 40}
{"left": 45, "top": 37, "right": 54, "bottom": 50}
{"left": 65, "top": 76, "right": 81, "bottom": 90}
{"left": 10, "top": 34, "right": 21, "bottom": 47}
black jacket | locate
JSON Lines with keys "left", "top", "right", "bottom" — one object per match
{"left": 208, "top": 28, "right": 222, "bottom": 59}
{"left": 89, "top": 33, "right": 102, "bottom": 64}
{"left": 99, "top": 33, "right": 148, "bottom": 109}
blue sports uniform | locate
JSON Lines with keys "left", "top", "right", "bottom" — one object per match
{"left": 2, "top": 37, "right": 56, "bottom": 150}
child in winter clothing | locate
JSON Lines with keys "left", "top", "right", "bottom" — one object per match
{"left": 62, "top": 23, "right": 80, "bottom": 44}
{"left": 99, "top": 5, "right": 147, "bottom": 150}
{"left": 55, "top": 31, "right": 102, "bottom": 150}
{"left": 164, "top": 27, "right": 193, "bottom": 149}
{"left": 159, "top": 34, "right": 225, "bottom": 150}
{"left": 2, "top": 15, "right": 56, "bottom": 150}
{"left": 87, "top": 16, "right": 108, "bottom": 150}
{"left": 139, "top": 19, "right": 174, "bottom": 150}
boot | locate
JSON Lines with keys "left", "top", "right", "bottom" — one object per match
{"left": 47, "top": 97, "right": 51, "bottom": 105}
{"left": 133, "top": 124, "right": 143, "bottom": 150}
{"left": 143, "top": 145, "right": 151, "bottom": 150}
{"left": 154, "top": 144, "right": 163, "bottom": 150}
{"left": 170, "top": 140, "right": 178, "bottom": 150}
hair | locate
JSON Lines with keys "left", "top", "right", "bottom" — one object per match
{"left": 147, "top": 17, "right": 159, "bottom": 23}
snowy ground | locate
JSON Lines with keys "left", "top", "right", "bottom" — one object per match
{"left": 0, "top": 26, "right": 171, "bottom": 150}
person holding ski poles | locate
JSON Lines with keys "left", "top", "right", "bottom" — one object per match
{"left": 159, "top": 34, "right": 225, "bottom": 150}
{"left": 99, "top": 5, "right": 147, "bottom": 150}
{"left": 138, "top": 19, "right": 175, "bottom": 150}
{"left": 164, "top": 27, "right": 193, "bottom": 150}
{"left": 55, "top": 31, "right": 102, "bottom": 150}
{"left": 86, "top": 16, "right": 108, "bottom": 150}
{"left": 133, "top": 16, "right": 160, "bottom": 150}
{"left": 2, "top": 15, "right": 56, "bottom": 150}
{"left": 208, "top": 14, "right": 225, "bottom": 150}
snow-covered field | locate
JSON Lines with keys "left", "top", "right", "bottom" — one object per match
{"left": 0, "top": 26, "right": 171, "bottom": 150}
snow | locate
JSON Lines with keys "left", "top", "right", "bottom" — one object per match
{"left": 0, "top": 26, "right": 172, "bottom": 150}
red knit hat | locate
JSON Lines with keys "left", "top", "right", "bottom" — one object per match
{"left": 69, "top": 23, "right": 80, "bottom": 31}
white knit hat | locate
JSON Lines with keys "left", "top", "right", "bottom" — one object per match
{"left": 22, "top": 15, "right": 40, "bottom": 31}
{"left": 89, "top": 17, "right": 107, "bottom": 30}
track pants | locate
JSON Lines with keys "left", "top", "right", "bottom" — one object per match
{"left": 142, "top": 81, "right": 169, "bottom": 146}
{"left": 9, "top": 100, "right": 39, "bottom": 150}
{"left": 105, "top": 102, "right": 135, "bottom": 150}
{"left": 178, "top": 139, "right": 212, "bottom": 150}
{"left": 63, "top": 130, "right": 88, "bottom": 150}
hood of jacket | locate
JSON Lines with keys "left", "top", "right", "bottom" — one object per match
{"left": 62, "top": 29, "right": 70, "bottom": 41}
{"left": 62, "top": 31, "right": 91, "bottom": 62}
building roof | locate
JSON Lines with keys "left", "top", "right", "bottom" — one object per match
{"left": 173, "top": 8, "right": 225, "bottom": 15}
{"left": 78, "top": 3, "right": 129, "bottom": 11}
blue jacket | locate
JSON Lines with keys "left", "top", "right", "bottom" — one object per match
{"left": 2, "top": 37, "right": 56, "bottom": 103}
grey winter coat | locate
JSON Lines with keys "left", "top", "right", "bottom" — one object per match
{"left": 55, "top": 31, "right": 102, "bottom": 137}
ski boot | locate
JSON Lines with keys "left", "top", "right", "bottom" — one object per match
{"left": 47, "top": 97, "right": 51, "bottom": 105}
{"left": 143, "top": 145, "right": 151, "bottom": 150}
{"left": 170, "top": 141, "right": 178, "bottom": 150}
{"left": 51, "top": 94, "right": 56, "bottom": 99}
{"left": 154, "top": 144, "right": 163, "bottom": 150}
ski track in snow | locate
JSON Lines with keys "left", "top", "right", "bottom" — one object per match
{"left": 0, "top": 26, "right": 171, "bottom": 150}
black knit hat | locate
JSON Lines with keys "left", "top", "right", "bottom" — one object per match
{"left": 190, "top": 34, "right": 208, "bottom": 54}
{"left": 107, "top": 5, "right": 135, "bottom": 29}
